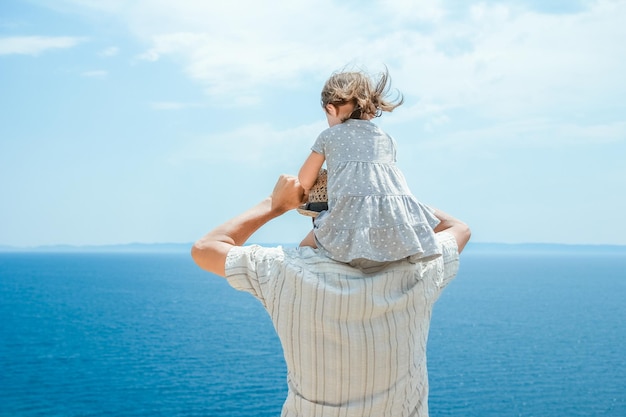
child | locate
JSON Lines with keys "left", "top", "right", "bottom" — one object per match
{"left": 298, "top": 67, "right": 441, "bottom": 264}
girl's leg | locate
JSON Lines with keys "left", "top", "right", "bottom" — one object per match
{"left": 299, "top": 230, "right": 318, "bottom": 248}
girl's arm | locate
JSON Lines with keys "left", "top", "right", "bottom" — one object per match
{"left": 298, "top": 151, "right": 326, "bottom": 191}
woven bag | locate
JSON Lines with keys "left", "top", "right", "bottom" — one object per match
{"left": 297, "top": 169, "right": 328, "bottom": 217}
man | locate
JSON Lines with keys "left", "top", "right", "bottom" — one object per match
{"left": 191, "top": 174, "right": 471, "bottom": 417}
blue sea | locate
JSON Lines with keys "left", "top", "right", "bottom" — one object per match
{"left": 1, "top": 246, "right": 624, "bottom": 416}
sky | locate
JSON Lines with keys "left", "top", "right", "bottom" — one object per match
{"left": 1, "top": 0, "right": 625, "bottom": 248}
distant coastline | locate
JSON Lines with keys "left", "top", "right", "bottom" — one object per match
{"left": 0, "top": 243, "right": 194, "bottom": 254}
{"left": 0, "top": 242, "right": 625, "bottom": 254}
{"left": 462, "top": 242, "right": 626, "bottom": 255}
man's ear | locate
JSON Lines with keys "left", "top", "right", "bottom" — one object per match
{"left": 325, "top": 103, "right": 338, "bottom": 116}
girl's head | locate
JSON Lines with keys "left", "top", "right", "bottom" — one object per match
{"left": 320, "top": 67, "right": 404, "bottom": 124}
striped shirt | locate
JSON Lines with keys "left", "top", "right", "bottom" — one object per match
{"left": 225, "top": 232, "right": 460, "bottom": 417}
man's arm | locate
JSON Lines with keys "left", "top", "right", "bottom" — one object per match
{"left": 432, "top": 208, "right": 471, "bottom": 253}
{"left": 191, "top": 175, "right": 305, "bottom": 277}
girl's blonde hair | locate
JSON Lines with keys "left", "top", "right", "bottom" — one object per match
{"left": 320, "top": 67, "right": 404, "bottom": 120}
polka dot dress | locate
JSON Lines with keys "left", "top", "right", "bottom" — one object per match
{"left": 311, "top": 119, "right": 442, "bottom": 263}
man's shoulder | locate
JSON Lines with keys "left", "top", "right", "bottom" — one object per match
{"left": 227, "top": 244, "right": 286, "bottom": 263}
{"left": 224, "top": 245, "right": 290, "bottom": 294}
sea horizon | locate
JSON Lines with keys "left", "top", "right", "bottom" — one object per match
{"left": 1, "top": 241, "right": 625, "bottom": 254}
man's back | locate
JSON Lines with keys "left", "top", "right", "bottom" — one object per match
{"left": 225, "top": 232, "right": 460, "bottom": 417}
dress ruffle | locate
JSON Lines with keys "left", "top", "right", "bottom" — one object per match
{"left": 313, "top": 195, "right": 441, "bottom": 263}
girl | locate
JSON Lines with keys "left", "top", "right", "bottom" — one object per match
{"left": 298, "top": 67, "right": 441, "bottom": 264}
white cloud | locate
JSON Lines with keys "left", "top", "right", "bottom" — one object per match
{"left": 113, "top": 0, "right": 625, "bottom": 171}
{"left": 108, "top": 1, "right": 624, "bottom": 122}
{"left": 99, "top": 46, "right": 119, "bottom": 57}
{"left": 170, "top": 121, "right": 324, "bottom": 167}
{"left": 414, "top": 119, "right": 626, "bottom": 154}
{"left": 138, "top": 31, "right": 328, "bottom": 98}
{"left": 61, "top": 0, "right": 412, "bottom": 99}
{"left": 393, "top": 1, "right": 626, "bottom": 115}
{"left": 380, "top": 0, "right": 446, "bottom": 23}
{"left": 81, "top": 69, "right": 108, "bottom": 78}
{"left": 150, "top": 101, "right": 203, "bottom": 110}
{"left": 44, "top": 1, "right": 626, "bottom": 92}
{"left": 57, "top": 0, "right": 626, "bottom": 131}
{"left": 0, "top": 36, "right": 85, "bottom": 55}
{"left": 136, "top": 49, "right": 159, "bottom": 62}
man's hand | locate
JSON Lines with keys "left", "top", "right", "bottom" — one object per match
{"left": 192, "top": 174, "right": 305, "bottom": 277}
{"left": 432, "top": 208, "right": 471, "bottom": 253}
{"left": 270, "top": 174, "right": 306, "bottom": 214}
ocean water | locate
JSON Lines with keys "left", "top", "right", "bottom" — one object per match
{"left": 0, "top": 248, "right": 624, "bottom": 416}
